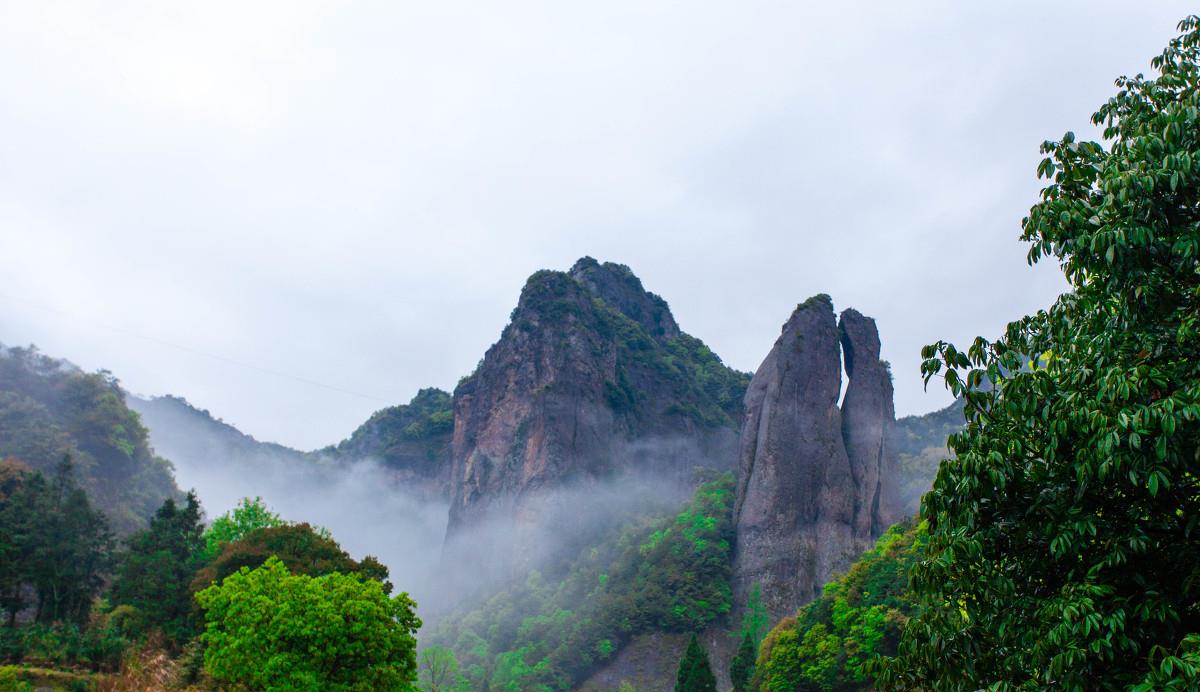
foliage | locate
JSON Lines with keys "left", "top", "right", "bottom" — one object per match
{"left": 430, "top": 475, "right": 737, "bottom": 690}
{"left": 0, "top": 623, "right": 126, "bottom": 671}
{"left": 191, "top": 522, "right": 391, "bottom": 595}
{"left": 195, "top": 556, "right": 421, "bottom": 691}
{"left": 737, "top": 583, "right": 770, "bottom": 646}
{"left": 201, "top": 495, "right": 283, "bottom": 560}
{"left": 0, "top": 459, "right": 112, "bottom": 626}
{"left": 729, "top": 631, "right": 756, "bottom": 692}
{"left": 0, "top": 664, "right": 107, "bottom": 690}
{"left": 109, "top": 493, "right": 206, "bottom": 646}
{"left": 0, "top": 345, "right": 178, "bottom": 534}
{"left": 753, "top": 521, "right": 924, "bottom": 691}
{"left": 418, "top": 645, "right": 470, "bottom": 691}
{"left": 327, "top": 388, "right": 454, "bottom": 469}
{"left": 881, "top": 16, "right": 1200, "bottom": 690}
{"left": 674, "top": 633, "right": 717, "bottom": 692}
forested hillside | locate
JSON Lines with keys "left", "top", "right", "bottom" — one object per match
{"left": 0, "top": 345, "right": 178, "bottom": 534}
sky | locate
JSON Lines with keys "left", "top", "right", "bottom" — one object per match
{"left": 0, "top": 2, "right": 1191, "bottom": 449}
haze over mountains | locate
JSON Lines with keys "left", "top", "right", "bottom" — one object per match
{"left": 0, "top": 257, "right": 959, "bottom": 688}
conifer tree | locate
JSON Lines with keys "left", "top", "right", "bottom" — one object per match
{"left": 729, "top": 630, "right": 756, "bottom": 692}
{"left": 111, "top": 491, "right": 205, "bottom": 645}
{"left": 675, "top": 633, "right": 717, "bottom": 692}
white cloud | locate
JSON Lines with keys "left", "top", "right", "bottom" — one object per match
{"left": 0, "top": 0, "right": 1191, "bottom": 447}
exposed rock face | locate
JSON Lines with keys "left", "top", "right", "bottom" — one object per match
{"left": 444, "top": 258, "right": 747, "bottom": 578}
{"left": 732, "top": 296, "right": 899, "bottom": 621}
{"left": 839, "top": 308, "right": 901, "bottom": 537}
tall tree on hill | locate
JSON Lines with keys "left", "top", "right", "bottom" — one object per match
{"left": 31, "top": 457, "right": 113, "bottom": 624}
{"left": 110, "top": 491, "right": 206, "bottom": 645}
{"left": 675, "top": 634, "right": 717, "bottom": 692}
{"left": 729, "top": 631, "right": 756, "bottom": 692}
{"left": 882, "top": 15, "right": 1200, "bottom": 690}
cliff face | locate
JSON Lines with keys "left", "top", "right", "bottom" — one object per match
{"left": 732, "top": 297, "right": 898, "bottom": 621}
{"left": 444, "top": 258, "right": 748, "bottom": 575}
{"left": 839, "top": 308, "right": 901, "bottom": 537}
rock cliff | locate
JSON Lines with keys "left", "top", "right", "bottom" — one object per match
{"left": 444, "top": 258, "right": 748, "bottom": 577}
{"left": 732, "top": 296, "right": 898, "bottom": 621}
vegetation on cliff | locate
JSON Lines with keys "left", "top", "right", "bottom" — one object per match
{"left": 429, "top": 474, "right": 737, "bottom": 690}
{"left": 751, "top": 521, "right": 924, "bottom": 691}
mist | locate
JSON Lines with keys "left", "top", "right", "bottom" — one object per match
{"left": 130, "top": 392, "right": 726, "bottom": 627}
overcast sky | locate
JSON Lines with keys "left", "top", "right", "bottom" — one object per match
{"left": 0, "top": 2, "right": 1190, "bottom": 449}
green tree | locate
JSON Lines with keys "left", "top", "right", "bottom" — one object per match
{"left": 729, "top": 631, "right": 756, "bottom": 692}
{"left": 3, "top": 458, "right": 114, "bottom": 626}
{"left": 194, "top": 556, "right": 421, "bottom": 691}
{"left": 200, "top": 496, "right": 283, "bottom": 560}
{"left": 731, "top": 582, "right": 768, "bottom": 690}
{"left": 191, "top": 522, "right": 391, "bottom": 594}
{"left": 419, "top": 645, "right": 467, "bottom": 691}
{"left": 110, "top": 492, "right": 205, "bottom": 645}
{"left": 674, "top": 634, "right": 717, "bottom": 692}
{"left": 738, "top": 583, "right": 769, "bottom": 645}
{"left": 882, "top": 15, "right": 1200, "bottom": 690}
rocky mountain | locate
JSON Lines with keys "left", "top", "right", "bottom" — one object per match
{"left": 732, "top": 296, "right": 900, "bottom": 621}
{"left": 0, "top": 345, "right": 179, "bottom": 534}
{"left": 444, "top": 257, "right": 750, "bottom": 577}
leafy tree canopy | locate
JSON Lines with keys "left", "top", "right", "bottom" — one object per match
{"left": 200, "top": 495, "right": 283, "bottom": 560}
{"left": 195, "top": 556, "right": 421, "bottom": 691}
{"left": 753, "top": 521, "right": 923, "bottom": 692}
{"left": 882, "top": 15, "right": 1200, "bottom": 690}
{"left": 191, "top": 522, "right": 391, "bottom": 595}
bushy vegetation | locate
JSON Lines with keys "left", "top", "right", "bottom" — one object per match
{"left": 195, "top": 557, "right": 421, "bottom": 690}
{"left": 430, "top": 475, "right": 737, "bottom": 690}
{"left": 752, "top": 522, "right": 924, "bottom": 691}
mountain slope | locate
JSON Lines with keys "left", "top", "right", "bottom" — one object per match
{"left": 0, "top": 345, "right": 179, "bottom": 533}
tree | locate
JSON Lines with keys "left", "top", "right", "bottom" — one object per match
{"left": 419, "top": 645, "right": 466, "bottom": 691}
{"left": 729, "top": 631, "right": 756, "bottom": 692}
{"left": 674, "top": 634, "right": 717, "bottom": 692}
{"left": 738, "top": 583, "right": 769, "bottom": 645}
{"left": 0, "top": 457, "right": 115, "bottom": 626}
{"left": 190, "top": 522, "right": 392, "bottom": 595}
{"left": 200, "top": 496, "right": 283, "bottom": 560}
{"left": 195, "top": 556, "right": 421, "bottom": 691}
{"left": 731, "top": 582, "right": 768, "bottom": 691}
{"left": 110, "top": 492, "right": 206, "bottom": 645}
{"left": 882, "top": 15, "right": 1200, "bottom": 690}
